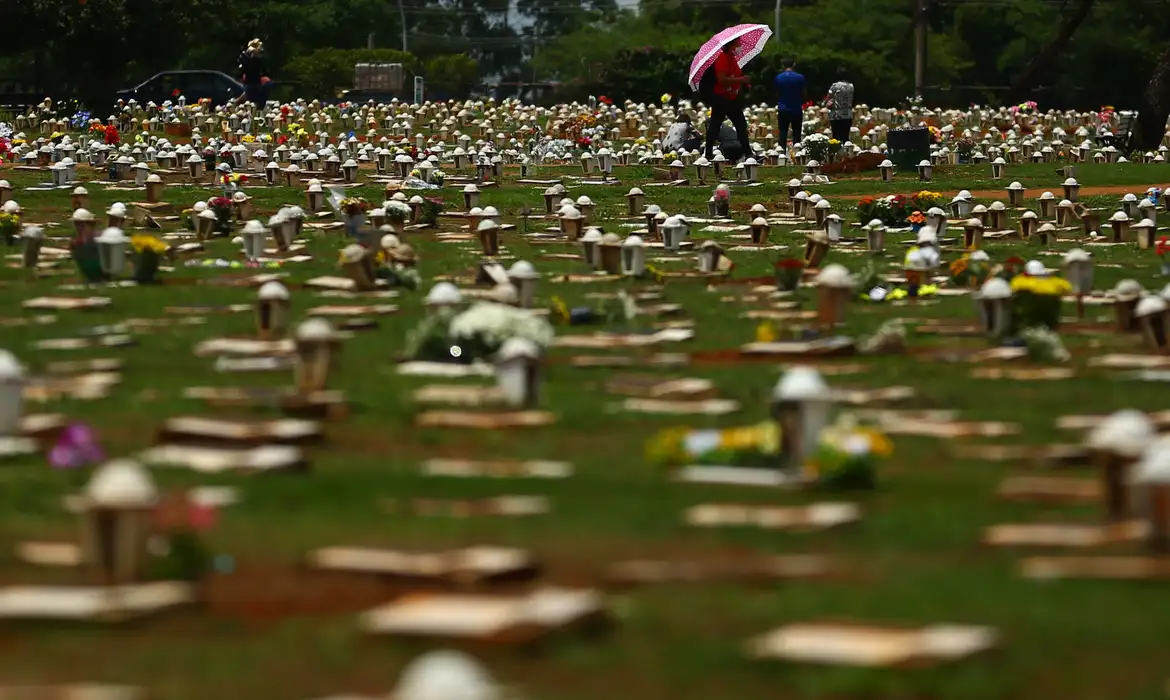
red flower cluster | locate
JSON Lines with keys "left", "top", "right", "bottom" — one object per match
{"left": 104, "top": 124, "right": 120, "bottom": 145}
{"left": 575, "top": 136, "right": 592, "bottom": 148}
{"left": 598, "top": 95, "right": 612, "bottom": 105}
{"left": 1157, "top": 236, "right": 1169, "bottom": 257}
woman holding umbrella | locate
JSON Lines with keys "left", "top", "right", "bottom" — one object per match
{"left": 700, "top": 37, "right": 753, "bottom": 162}
{"left": 690, "top": 24, "right": 772, "bottom": 163}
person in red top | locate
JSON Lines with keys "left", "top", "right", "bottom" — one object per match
{"left": 700, "top": 36, "right": 754, "bottom": 162}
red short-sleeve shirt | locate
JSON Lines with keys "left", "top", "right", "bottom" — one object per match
{"left": 713, "top": 51, "right": 743, "bottom": 99}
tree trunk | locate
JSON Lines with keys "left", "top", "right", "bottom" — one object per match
{"left": 1002, "top": 0, "right": 1094, "bottom": 106}
{"left": 1133, "top": 43, "right": 1170, "bottom": 151}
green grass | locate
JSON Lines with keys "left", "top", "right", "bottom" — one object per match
{"left": 1, "top": 157, "right": 1170, "bottom": 699}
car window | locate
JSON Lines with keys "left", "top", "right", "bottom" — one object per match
{"left": 152, "top": 73, "right": 181, "bottom": 97}
{"left": 182, "top": 74, "right": 221, "bottom": 100}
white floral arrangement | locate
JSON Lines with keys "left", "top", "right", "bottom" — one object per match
{"left": 385, "top": 200, "right": 412, "bottom": 222}
{"left": 429, "top": 169, "right": 445, "bottom": 186}
{"left": 1021, "top": 326, "right": 1070, "bottom": 363}
{"left": 859, "top": 319, "right": 907, "bottom": 355}
{"left": 0, "top": 122, "right": 12, "bottom": 139}
{"left": 445, "top": 301, "right": 555, "bottom": 358}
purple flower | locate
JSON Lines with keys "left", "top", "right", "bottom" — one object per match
{"left": 48, "top": 423, "right": 105, "bottom": 470}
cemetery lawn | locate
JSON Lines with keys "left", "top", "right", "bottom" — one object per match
{"left": 2, "top": 161, "right": 1170, "bottom": 700}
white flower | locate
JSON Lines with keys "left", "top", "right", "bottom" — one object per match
{"left": 1021, "top": 327, "right": 1070, "bottom": 364}
{"left": 448, "top": 302, "right": 554, "bottom": 348}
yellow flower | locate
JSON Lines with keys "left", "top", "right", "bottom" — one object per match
{"left": 1011, "top": 275, "right": 1072, "bottom": 296}
{"left": 550, "top": 295, "right": 570, "bottom": 323}
{"left": 646, "top": 427, "right": 690, "bottom": 467}
{"left": 918, "top": 284, "right": 939, "bottom": 296}
{"left": 755, "top": 321, "right": 776, "bottom": 342}
{"left": 858, "top": 428, "right": 894, "bottom": 457}
{"left": 644, "top": 264, "right": 665, "bottom": 285}
{"left": 129, "top": 235, "right": 168, "bottom": 254}
{"left": 758, "top": 422, "right": 780, "bottom": 454}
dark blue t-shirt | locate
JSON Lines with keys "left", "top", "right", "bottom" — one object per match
{"left": 774, "top": 70, "right": 805, "bottom": 113}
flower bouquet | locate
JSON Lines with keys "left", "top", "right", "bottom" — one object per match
{"left": 130, "top": 234, "right": 168, "bottom": 284}
{"left": 385, "top": 200, "right": 412, "bottom": 224}
{"left": 774, "top": 257, "right": 805, "bottom": 291}
{"left": 341, "top": 197, "right": 370, "bottom": 237}
{"left": 1158, "top": 236, "right": 1170, "bottom": 275}
{"left": 374, "top": 250, "right": 421, "bottom": 290}
{"left": 148, "top": 491, "right": 215, "bottom": 582}
{"left": 713, "top": 186, "right": 730, "bottom": 217}
{"left": 1010, "top": 274, "right": 1070, "bottom": 330}
{"left": 341, "top": 197, "right": 369, "bottom": 216}
{"left": 955, "top": 138, "right": 975, "bottom": 163}
{"left": 912, "top": 190, "right": 944, "bottom": 211}
{"left": 405, "top": 302, "right": 554, "bottom": 364}
{"left": 429, "top": 169, "right": 446, "bottom": 186}
{"left": 808, "top": 414, "right": 893, "bottom": 490}
{"left": 420, "top": 196, "right": 445, "bottom": 225}
{"left": 803, "top": 133, "right": 832, "bottom": 162}
{"left": 1021, "top": 326, "right": 1071, "bottom": 364}
{"left": 645, "top": 422, "right": 780, "bottom": 469}
{"left": 949, "top": 254, "right": 992, "bottom": 289}
{"left": 856, "top": 194, "right": 909, "bottom": 226}
{"left": 208, "top": 196, "right": 232, "bottom": 235}
{"left": 997, "top": 256, "right": 1026, "bottom": 281}
{"left": 0, "top": 211, "right": 18, "bottom": 245}
{"left": 69, "top": 234, "right": 105, "bottom": 283}
{"left": 906, "top": 210, "right": 926, "bottom": 231}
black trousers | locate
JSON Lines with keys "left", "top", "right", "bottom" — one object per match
{"left": 704, "top": 95, "right": 751, "bottom": 161}
{"left": 830, "top": 118, "right": 852, "bottom": 142}
{"left": 777, "top": 110, "right": 800, "bottom": 149}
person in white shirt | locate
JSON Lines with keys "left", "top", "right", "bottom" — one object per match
{"left": 825, "top": 67, "right": 855, "bottom": 142}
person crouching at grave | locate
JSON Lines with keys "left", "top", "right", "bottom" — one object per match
{"left": 663, "top": 114, "right": 702, "bottom": 154}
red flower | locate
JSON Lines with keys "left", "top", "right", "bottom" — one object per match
{"left": 598, "top": 95, "right": 612, "bottom": 105}
{"left": 280, "top": 105, "right": 291, "bottom": 116}
{"left": 238, "top": 174, "right": 248, "bottom": 183}
{"left": 171, "top": 88, "right": 181, "bottom": 98}
{"left": 277, "top": 134, "right": 289, "bottom": 145}
{"left": 1157, "top": 236, "right": 1169, "bottom": 256}
{"left": 103, "top": 124, "right": 120, "bottom": 145}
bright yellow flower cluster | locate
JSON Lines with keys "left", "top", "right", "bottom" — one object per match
{"left": 645, "top": 427, "right": 691, "bottom": 467}
{"left": 1011, "top": 275, "right": 1072, "bottom": 296}
{"left": 130, "top": 234, "right": 168, "bottom": 254}
{"left": 549, "top": 295, "right": 570, "bottom": 323}
{"left": 718, "top": 422, "right": 780, "bottom": 454}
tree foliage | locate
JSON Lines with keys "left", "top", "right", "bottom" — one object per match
{"left": 0, "top": 0, "right": 1168, "bottom": 110}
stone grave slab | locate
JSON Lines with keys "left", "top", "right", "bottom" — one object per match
{"left": 746, "top": 622, "right": 996, "bottom": 668}
{"left": 359, "top": 588, "right": 607, "bottom": 645}
{"left": 685, "top": 502, "right": 860, "bottom": 530}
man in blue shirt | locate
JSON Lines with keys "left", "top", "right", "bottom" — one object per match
{"left": 773, "top": 58, "right": 805, "bottom": 151}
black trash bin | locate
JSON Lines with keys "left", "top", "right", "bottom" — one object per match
{"left": 887, "top": 127, "right": 931, "bottom": 172}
